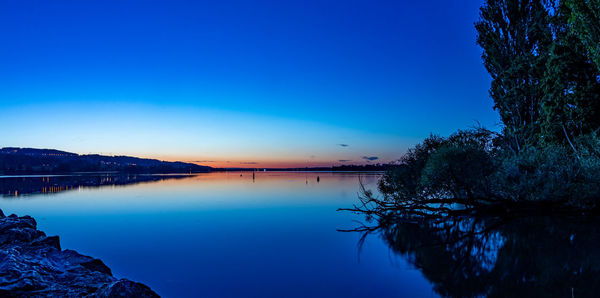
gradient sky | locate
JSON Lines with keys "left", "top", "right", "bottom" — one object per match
{"left": 0, "top": 0, "right": 499, "bottom": 168}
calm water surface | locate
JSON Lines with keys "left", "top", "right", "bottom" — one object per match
{"left": 0, "top": 172, "right": 437, "bottom": 297}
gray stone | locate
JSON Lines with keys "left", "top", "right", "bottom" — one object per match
{"left": 0, "top": 209, "right": 160, "bottom": 297}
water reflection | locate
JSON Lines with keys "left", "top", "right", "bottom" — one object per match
{"left": 0, "top": 174, "right": 191, "bottom": 197}
{"left": 4, "top": 172, "right": 423, "bottom": 298}
{"left": 346, "top": 213, "right": 600, "bottom": 297}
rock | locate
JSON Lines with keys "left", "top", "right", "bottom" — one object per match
{"left": 0, "top": 209, "right": 160, "bottom": 297}
{"left": 95, "top": 280, "right": 159, "bottom": 298}
{"left": 81, "top": 259, "right": 113, "bottom": 276}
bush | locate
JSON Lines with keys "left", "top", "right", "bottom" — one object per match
{"left": 378, "top": 128, "right": 600, "bottom": 212}
{"left": 378, "top": 135, "right": 445, "bottom": 202}
{"left": 420, "top": 143, "right": 495, "bottom": 203}
{"left": 492, "top": 140, "right": 600, "bottom": 209}
{"left": 379, "top": 128, "right": 498, "bottom": 205}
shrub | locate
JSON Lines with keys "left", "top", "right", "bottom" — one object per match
{"left": 378, "top": 128, "right": 600, "bottom": 212}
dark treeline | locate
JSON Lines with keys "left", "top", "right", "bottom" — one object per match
{"left": 331, "top": 164, "right": 390, "bottom": 171}
{"left": 0, "top": 148, "right": 212, "bottom": 175}
{"left": 231, "top": 164, "right": 391, "bottom": 172}
{"left": 345, "top": 0, "right": 600, "bottom": 216}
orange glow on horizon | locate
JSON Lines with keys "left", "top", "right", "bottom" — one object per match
{"left": 179, "top": 160, "right": 359, "bottom": 169}
{"left": 148, "top": 155, "right": 375, "bottom": 169}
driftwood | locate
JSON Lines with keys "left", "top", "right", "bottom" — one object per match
{"left": 337, "top": 178, "right": 590, "bottom": 224}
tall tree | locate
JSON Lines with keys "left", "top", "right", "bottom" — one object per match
{"left": 476, "top": 0, "right": 600, "bottom": 149}
{"left": 566, "top": 0, "right": 600, "bottom": 71}
{"left": 476, "top": 0, "right": 554, "bottom": 151}
{"left": 542, "top": 1, "right": 600, "bottom": 146}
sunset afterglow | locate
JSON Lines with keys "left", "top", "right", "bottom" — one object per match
{"left": 0, "top": 0, "right": 498, "bottom": 167}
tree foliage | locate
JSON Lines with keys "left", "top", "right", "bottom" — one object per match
{"left": 475, "top": 0, "right": 553, "bottom": 149}
{"left": 566, "top": 0, "right": 600, "bottom": 71}
{"left": 476, "top": 0, "right": 600, "bottom": 150}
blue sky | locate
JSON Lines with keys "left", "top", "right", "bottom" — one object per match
{"left": 0, "top": 0, "right": 498, "bottom": 167}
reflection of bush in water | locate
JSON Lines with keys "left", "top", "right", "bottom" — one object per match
{"left": 370, "top": 215, "right": 600, "bottom": 297}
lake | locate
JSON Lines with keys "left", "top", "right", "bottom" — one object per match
{"left": 0, "top": 172, "right": 438, "bottom": 297}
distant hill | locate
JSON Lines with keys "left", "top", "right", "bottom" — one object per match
{"left": 0, "top": 147, "right": 212, "bottom": 175}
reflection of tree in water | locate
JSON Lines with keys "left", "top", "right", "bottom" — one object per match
{"left": 344, "top": 213, "right": 600, "bottom": 297}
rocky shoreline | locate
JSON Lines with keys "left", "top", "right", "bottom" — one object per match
{"left": 0, "top": 209, "right": 159, "bottom": 297}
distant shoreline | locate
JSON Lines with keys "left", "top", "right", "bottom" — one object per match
{"left": 0, "top": 170, "right": 387, "bottom": 177}
{"left": 0, "top": 170, "right": 385, "bottom": 179}
{"left": 1, "top": 147, "right": 392, "bottom": 175}
{"left": 0, "top": 147, "right": 211, "bottom": 175}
